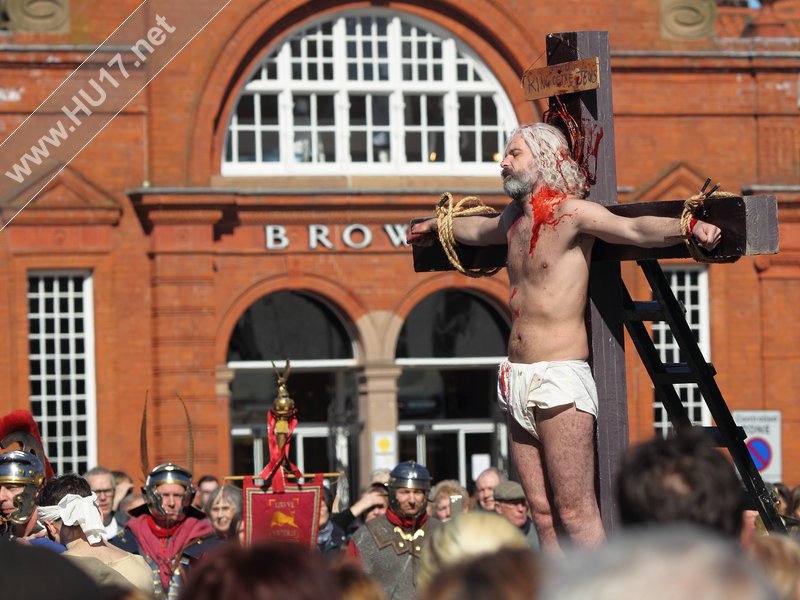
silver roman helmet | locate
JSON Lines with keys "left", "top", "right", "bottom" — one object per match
{"left": 0, "top": 450, "right": 45, "bottom": 526}
{"left": 387, "top": 460, "right": 431, "bottom": 518}
{"left": 142, "top": 463, "right": 194, "bottom": 520}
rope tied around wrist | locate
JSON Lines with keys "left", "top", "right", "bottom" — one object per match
{"left": 436, "top": 192, "right": 502, "bottom": 278}
{"left": 679, "top": 185, "right": 736, "bottom": 264}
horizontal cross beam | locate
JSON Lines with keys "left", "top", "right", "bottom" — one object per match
{"left": 411, "top": 194, "right": 778, "bottom": 273}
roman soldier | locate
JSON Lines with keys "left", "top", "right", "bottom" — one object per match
{"left": 111, "top": 463, "right": 217, "bottom": 599}
{"left": 347, "top": 461, "right": 440, "bottom": 600}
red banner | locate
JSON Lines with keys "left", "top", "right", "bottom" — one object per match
{"left": 242, "top": 474, "right": 323, "bottom": 548}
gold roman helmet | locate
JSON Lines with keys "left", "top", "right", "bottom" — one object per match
{"left": 142, "top": 463, "right": 195, "bottom": 522}
{"left": 0, "top": 450, "right": 45, "bottom": 527}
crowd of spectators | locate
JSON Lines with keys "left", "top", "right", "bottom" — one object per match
{"left": 4, "top": 425, "right": 800, "bottom": 599}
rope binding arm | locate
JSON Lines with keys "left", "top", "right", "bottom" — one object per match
{"left": 435, "top": 192, "right": 503, "bottom": 278}
{"left": 679, "top": 179, "right": 738, "bottom": 264}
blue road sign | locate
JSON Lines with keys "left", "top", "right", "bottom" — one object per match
{"left": 746, "top": 437, "right": 771, "bottom": 472}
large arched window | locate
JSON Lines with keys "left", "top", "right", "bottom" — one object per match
{"left": 226, "top": 291, "right": 357, "bottom": 478}
{"left": 223, "top": 10, "right": 516, "bottom": 176}
{"left": 395, "top": 290, "right": 509, "bottom": 483}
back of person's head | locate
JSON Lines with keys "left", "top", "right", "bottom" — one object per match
{"left": 419, "top": 547, "right": 538, "bottom": 600}
{"left": 111, "top": 470, "right": 133, "bottom": 484}
{"left": 616, "top": 429, "right": 744, "bottom": 538}
{"left": 0, "top": 540, "right": 102, "bottom": 599}
{"left": 369, "top": 468, "right": 391, "bottom": 484}
{"left": 83, "top": 465, "right": 114, "bottom": 483}
{"left": 541, "top": 525, "right": 778, "bottom": 600}
{"left": 430, "top": 479, "right": 468, "bottom": 503}
{"left": 745, "top": 533, "right": 800, "bottom": 600}
{"left": 39, "top": 472, "right": 92, "bottom": 505}
{"left": 770, "top": 482, "right": 791, "bottom": 516}
{"left": 179, "top": 542, "right": 340, "bottom": 600}
{"left": 417, "top": 511, "right": 528, "bottom": 590}
{"left": 198, "top": 475, "right": 219, "bottom": 486}
{"left": 328, "top": 555, "right": 387, "bottom": 600}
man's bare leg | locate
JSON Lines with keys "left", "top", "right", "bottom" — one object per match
{"left": 536, "top": 404, "right": 605, "bottom": 548}
{"left": 508, "top": 416, "right": 560, "bottom": 551}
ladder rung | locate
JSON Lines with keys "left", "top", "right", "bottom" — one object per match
{"left": 653, "top": 362, "right": 717, "bottom": 384}
{"left": 624, "top": 301, "right": 664, "bottom": 321}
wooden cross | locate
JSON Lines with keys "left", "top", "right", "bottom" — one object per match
{"left": 412, "top": 31, "right": 779, "bottom": 532}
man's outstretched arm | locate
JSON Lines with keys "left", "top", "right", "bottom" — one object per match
{"left": 569, "top": 199, "right": 721, "bottom": 251}
{"left": 407, "top": 213, "right": 506, "bottom": 246}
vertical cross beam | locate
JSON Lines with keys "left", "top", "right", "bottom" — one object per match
{"left": 545, "top": 31, "right": 627, "bottom": 532}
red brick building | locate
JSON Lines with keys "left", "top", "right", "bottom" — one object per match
{"left": 1, "top": 0, "right": 799, "bottom": 494}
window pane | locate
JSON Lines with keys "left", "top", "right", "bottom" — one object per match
{"left": 293, "top": 131, "right": 312, "bottom": 162}
{"left": 428, "top": 132, "right": 444, "bottom": 162}
{"left": 259, "top": 95, "right": 278, "bottom": 125}
{"left": 372, "top": 131, "right": 390, "bottom": 162}
{"left": 238, "top": 131, "right": 256, "bottom": 162}
{"left": 481, "top": 131, "right": 498, "bottom": 162}
{"left": 236, "top": 95, "right": 255, "bottom": 125}
{"left": 427, "top": 96, "right": 444, "bottom": 126}
{"left": 460, "top": 131, "right": 476, "bottom": 161}
{"left": 405, "top": 95, "right": 421, "bottom": 126}
{"left": 481, "top": 96, "right": 498, "bottom": 125}
{"left": 350, "top": 96, "right": 367, "bottom": 126}
{"left": 351, "top": 131, "right": 367, "bottom": 162}
{"left": 318, "top": 95, "right": 335, "bottom": 126}
{"left": 225, "top": 133, "right": 232, "bottom": 162}
{"left": 294, "top": 95, "right": 311, "bottom": 126}
{"left": 459, "top": 97, "right": 475, "bottom": 125}
{"left": 373, "top": 95, "right": 389, "bottom": 126}
{"left": 261, "top": 132, "right": 280, "bottom": 162}
{"left": 318, "top": 131, "right": 335, "bottom": 162}
{"left": 406, "top": 132, "right": 422, "bottom": 162}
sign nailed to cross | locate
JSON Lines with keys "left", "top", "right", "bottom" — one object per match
{"left": 522, "top": 57, "right": 601, "bottom": 100}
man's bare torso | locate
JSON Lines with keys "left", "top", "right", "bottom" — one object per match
{"left": 501, "top": 188, "right": 594, "bottom": 364}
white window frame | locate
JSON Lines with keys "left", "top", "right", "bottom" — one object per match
{"left": 222, "top": 8, "right": 517, "bottom": 177}
{"left": 27, "top": 271, "right": 97, "bottom": 474}
{"left": 653, "top": 265, "right": 712, "bottom": 437}
{"left": 397, "top": 421, "right": 505, "bottom": 488}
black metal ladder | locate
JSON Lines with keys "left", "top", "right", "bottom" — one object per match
{"left": 622, "top": 259, "right": 786, "bottom": 533}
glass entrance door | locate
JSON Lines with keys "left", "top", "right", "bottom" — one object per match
{"left": 397, "top": 421, "right": 507, "bottom": 489}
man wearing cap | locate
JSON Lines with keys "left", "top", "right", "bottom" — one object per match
{"left": 111, "top": 463, "right": 216, "bottom": 598}
{"left": 493, "top": 480, "right": 539, "bottom": 549}
{"left": 347, "top": 461, "right": 440, "bottom": 599}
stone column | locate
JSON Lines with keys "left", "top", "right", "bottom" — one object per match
{"left": 356, "top": 363, "right": 402, "bottom": 485}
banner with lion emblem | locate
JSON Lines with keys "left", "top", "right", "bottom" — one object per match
{"left": 242, "top": 474, "right": 323, "bottom": 548}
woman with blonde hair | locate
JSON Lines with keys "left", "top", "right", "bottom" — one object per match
{"left": 417, "top": 510, "right": 530, "bottom": 591}
{"left": 428, "top": 479, "right": 469, "bottom": 523}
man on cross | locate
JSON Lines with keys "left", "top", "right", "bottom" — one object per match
{"left": 408, "top": 122, "right": 721, "bottom": 550}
